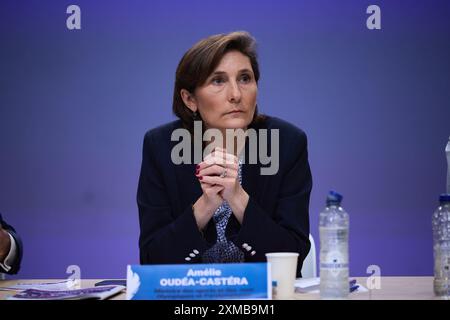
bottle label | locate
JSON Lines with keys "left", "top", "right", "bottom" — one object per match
{"left": 319, "top": 226, "right": 349, "bottom": 277}
{"left": 320, "top": 250, "right": 349, "bottom": 277}
{"left": 435, "top": 252, "right": 450, "bottom": 278}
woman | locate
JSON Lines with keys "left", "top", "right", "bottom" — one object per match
{"left": 0, "top": 213, "right": 23, "bottom": 275}
{"left": 137, "top": 31, "right": 312, "bottom": 277}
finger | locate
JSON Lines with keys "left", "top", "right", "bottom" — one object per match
{"left": 208, "top": 184, "right": 225, "bottom": 192}
{"left": 201, "top": 175, "right": 233, "bottom": 186}
{"left": 198, "top": 177, "right": 224, "bottom": 187}
{"left": 215, "top": 152, "right": 238, "bottom": 165}
{"left": 213, "top": 147, "right": 239, "bottom": 157}
{"left": 205, "top": 148, "right": 237, "bottom": 163}
{"left": 200, "top": 181, "right": 224, "bottom": 194}
{"left": 200, "top": 181, "right": 223, "bottom": 190}
{"left": 201, "top": 152, "right": 215, "bottom": 166}
{"left": 201, "top": 153, "right": 237, "bottom": 169}
{"left": 199, "top": 164, "right": 237, "bottom": 177}
{"left": 212, "top": 149, "right": 238, "bottom": 163}
{"left": 202, "top": 153, "right": 228, "bottom": 166}
{"left": 204, "top": 186, "right": 224, "bottom": 198}
{"left": 212, "top": 146, "right": 227, "bottom": 154}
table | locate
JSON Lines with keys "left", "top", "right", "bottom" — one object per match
{"left": 0, "top": 279, "right": 126, "bottom": 300}
{"left": 0, "top": 277, "right": 440, "bottom": 300}
{"left": 294, "top": 276, "right": 438, "bottom": 300}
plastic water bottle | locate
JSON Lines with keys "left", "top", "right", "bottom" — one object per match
{"left": 446, "top": 137, "right": 450, "bottom": 193}
{"left": 319, "top": 191, "right": 349, "bottom": 299}
{"left": 433, "top": 194, "right": 450, "bottom": 297}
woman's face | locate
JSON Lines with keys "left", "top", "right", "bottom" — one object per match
{"left": 185, "top": 50, "right": 258, "bottom": 130}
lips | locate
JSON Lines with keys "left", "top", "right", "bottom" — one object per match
{"left": 227, "top": 110, "right": 243, "bottom": 114}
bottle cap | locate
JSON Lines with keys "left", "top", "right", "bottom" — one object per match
{"left": 327, "top": 190, "right": 343, "bottom": 205}
{"left": 439, "top": 194, "right": 450, "bottom": 203}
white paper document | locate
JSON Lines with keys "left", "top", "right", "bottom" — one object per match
{"left": 0, "top": 279, "right": 78, "bottom": 291}
{"left": 295, "top": 277, "right": 368, "bottom": 294}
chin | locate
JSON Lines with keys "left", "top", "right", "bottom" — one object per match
{"left": 221, "top": 118, "right": 251, "bottom": 130}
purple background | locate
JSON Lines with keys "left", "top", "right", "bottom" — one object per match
{"left": 1, "top": 0, "right": 449, "bottom": 279}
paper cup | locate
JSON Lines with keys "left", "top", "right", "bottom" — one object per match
{"left": 266, "top": 252, "right": 299, "bottom": 299}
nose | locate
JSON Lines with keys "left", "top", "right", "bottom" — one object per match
{"left": 228, "top": 79, "right": 242, "bottom": 104}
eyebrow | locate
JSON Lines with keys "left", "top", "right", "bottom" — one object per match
{"left": 210, "top": 69, "right": 254, "bottom": 76}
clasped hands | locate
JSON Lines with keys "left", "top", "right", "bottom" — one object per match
{"left": 193, "top": 147, "right": 249, "bottom": 230}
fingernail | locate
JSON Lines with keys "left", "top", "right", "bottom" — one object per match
{"left": 198, "top": 176, "right": 203, "bottom": 180}
{"left": 195, "top": 169, "right": 199, "bottom": 174}
{"left": 196, "top": 165, "right": 200, "bottom": 169}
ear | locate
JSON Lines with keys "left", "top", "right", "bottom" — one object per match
{"left": 180, "top": 89, "right": 197, "bottom": 113}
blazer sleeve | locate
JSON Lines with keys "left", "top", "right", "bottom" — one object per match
{"left": 0, "top": 215, "right": 23, "bottom": 275}
{"left": 137, "top": 131, "right": 209, "bottom": 264}
{"left": 232, "top": 130, "right": 312, "bottom": 275}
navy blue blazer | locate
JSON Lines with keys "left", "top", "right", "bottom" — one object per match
{"left": 137, "top": 116, "right": 312, "bottom": 277}
{"left": 0, "top": 213, "right": 23, "bottom": 274}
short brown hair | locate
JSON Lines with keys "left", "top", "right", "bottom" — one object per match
{"left": 172, "top": 31, "right": 265, "bottom": 133}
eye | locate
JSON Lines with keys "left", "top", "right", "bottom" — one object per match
{"left": 239, "top": 74, "right": 252, "bottom": 83}
{"left": 211, "top": 77, "right": 225, "bottom": 85}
